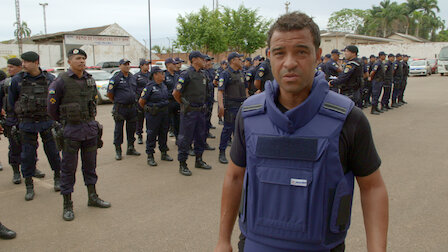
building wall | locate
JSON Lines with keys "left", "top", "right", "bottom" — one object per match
{"left": 357, "top": 42, "right": 448, "bottom": 59}
{"left": 0, "top": 44, "right": 61, "bottom": 69}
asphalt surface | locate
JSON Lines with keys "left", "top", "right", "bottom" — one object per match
{"left": 1, "top": 75, "right": 447, "bottom": 251}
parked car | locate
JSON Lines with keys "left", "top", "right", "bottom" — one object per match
{"left": 87, "top": 70, "right": 112, "bottom": 104}
{"left": 96, "top": 61, "right": 120, "bottom": 73}
{"left": 409, "top": 59, "right": 431, "bottom": 76}
{"left": 110, "top": 67, "right": 140, "bottom": 77}
{"left": 43, "top": 67, "right": 65, "bottom": 77}
{"left": 428, "top": 59, "right": 438, "bottom": 74}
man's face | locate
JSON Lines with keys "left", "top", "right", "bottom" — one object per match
{"left": 206, "top": 60, "right": 213, "bottom": 69}
{"left": 174, "top": 63, "right": 181, "bottom": 71}
{"left": 7, "top": 64, "right": 22, "bottom": 76}
{"left": 221, "top": 63, "right": 227, "bottom": 69}
{"left": 153, "top": 72, "right": 165, "bottom": 83}
{"left": 244, "top": 60, "right": 251, "bottom": 68}
{"left": 397, "top": 56, "right": 402, "bottom": 61}
{"left": 323, "top": 57, "right": 330, "bottom": 63}
{"left": 231, "top": 57, "right": 243, "bottom": 70}
{"left": 68, "top": 55, "right": 86, "bottom": 72}
{"left": 167, "top": 63, "right": 176, "bottom": 72}
{"left": 269, "top": 29, "right": 321, "bottom": 95}
{"left": 380, "top": 55, "right": 386, "bottom": 61}
{"left": 254, "top": 59, "right": 260, "bottom": 66}
{"left": 344, "top": 50, "right": 355, "bottom": 60}
{"left": 370, "top": 57, "right": 376, "bottom": 63}
{"left": 404, "top": 57, "right": 409, "bottom": 62}
{"left": 120, "top": 62, "right": 131, "bottom": 73}
{"left": 388, "top": 56, "right": 395, "bottom": 62}
{"left": 140, "top": 63, "right": 150, "bottom": 72}
{"left": 22, "top": 60, "right": 39, "bottom": 73}
{"left": 331, "top": 53, "right": 339, "bottom": 61}
{"left": 193, "top": 57, "right": 205, "bottom": 69}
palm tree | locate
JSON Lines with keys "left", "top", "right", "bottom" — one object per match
{"left": 368, "top": 0, "right": 403, "bottom": 37}
{"left": 13, "top": 21, "right": 32, "bottom": 38}
{"left": 418, "top": 0, "right": 440, "bottom": 17}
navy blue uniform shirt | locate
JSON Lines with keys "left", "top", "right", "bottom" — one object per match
{"left": 325, "top": 59, "right": 340, "bottom": 78}
{"left": 165, "top": 70, "right": 179, "bottom": 100}
{"left": 331, "top": 59, "right": 360, "bottom": 87}
{"left": 135, "top": 71, "right": 150, "bottom": 99}
{"left": 140, "top": 81, "right": 169, "bottom": 108}
{"left": 107, "top": 71, "right": 137, "bottom": 104}
{"left": 254, "top": 60, "right": 271, "bottom": 81}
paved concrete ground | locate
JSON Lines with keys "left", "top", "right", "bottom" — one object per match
{"left": 0, "top": 75, "right": 447, "bottom": 251}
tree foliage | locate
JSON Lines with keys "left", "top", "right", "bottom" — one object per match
{"left": 327, "top": 0, "right": 445, "bottom": 41}
{"left": 13, "top": 21, "right": 31, "bottom": 38}
{"left": 176, "top": 5, "right": 271, "bottom": 54}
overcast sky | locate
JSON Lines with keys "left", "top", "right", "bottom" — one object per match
{"left": 2, "top": 0, "right": 447, "bottom": 48}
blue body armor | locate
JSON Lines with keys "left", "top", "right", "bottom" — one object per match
{"left": 239, "top": 72, "right": 355, "bottom": 251}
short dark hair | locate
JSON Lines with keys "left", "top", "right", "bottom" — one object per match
{"left": 267, "top": 12, "right": 320, "bottom": 50}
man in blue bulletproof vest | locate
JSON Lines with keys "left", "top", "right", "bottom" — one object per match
{"left": 217, "top": 52, "right": 248, "bottom": 164}
{"left": 138, "top": 66, "right": 173, "bottom": 166}
{"left": 1, "top": 58, "right": 46, "bottom": 184}
{"left": 8, "top": 51, "right": 62, "bottom": 201}
{"left": 107, "top": 58, "right": 141, "bottom": 160}
{"left": 254, "top": 48, "right": 274, "bottom": 92}
{"left": 173, "top": 51, "right": 212, "bottom": 176}
{"left": 391, "top": 53, "right": 404, "bottom": 108}
{"left": 381, "top": 53, "right": 395, "bottom": 111}
{"left": 369, "top": 51, "right": 386, "bottom": 115}
{"left": 47, "top": 48, "right": 110, "bottom": 221}
{"left": 215, "top": 11, "right": 388, "bottom": 252}
{"left": 135, "top": 59, "right": 151, "bottom": 144}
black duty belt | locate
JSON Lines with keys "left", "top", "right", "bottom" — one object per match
{"left": 115, "top": 103, "right": 135, "bottom": 108}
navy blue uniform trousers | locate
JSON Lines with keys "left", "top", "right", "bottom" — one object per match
{"left": 145, "top": 110, "right": 169, "bottom": 154}
{"left": 177, "top": 110, "right": 206, "bottom": 161}
{"left": 371, "top": 80, "right": 383, "bottom": 106}
{"left": 112, "top": 104, "right": 137, "bottom": 146}
{"left": 219, "top": 107, "right": 239, "bottom": 151}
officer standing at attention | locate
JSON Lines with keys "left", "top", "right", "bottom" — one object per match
{"left": 325, "top": 49, "right": 343, "bottom": 92}
{"left": 172, "top": 51, "right": 212, "bottom": 176}
{"left": 329, "top": 45, "right": 363, "bottom": 107}
{"left": 254, "top": 48, "right": 274, "bottom": 92}
{"left": 245, "top": 56, "right": 262, "bottom": 96}
{"left": 215, "top": 60, "right": 228, "bottom": 125}
{"left": 369, "top": 52, "right": 386, "bottom": 115}
{"left": 217, "top": 52, "right": 247, "bottom": 164}
{"left": 214, "top": 12, "right": 388, "bottom": 252}
{"left": 8, "top": 51, "right": 61, "bottom": 201}
{"left": 364, "top": 54, "right": 377, "bottom": 106}
{"left": 138, "top": 66, "right": 173, "bottom": 166}
{"left": 204, "top": 55, "right": 217, "bottom": 145}
{"left": 399, "top": 54, "right": 410, "bottom": 105}
{"left": 135, "top": 59, "right": 151, "bottom": 144}
{"left": 1, "top": 58, "right": 46, "bottom": 184}
{"left": 391, "top": 53, "right": 403, "bottom": 108}
{"left": 165, "top": 58, "right": 181, "bottom": 141}
{"left": 107, "top": 59, "right": 141, "bottom": 160}
{"left": 360, "top": 56, "right": 369, "bottom": 108}
{"left": 381, "top": 53, "right": 395, "bottom": 111}
{"left": 47, "top": 48, "right": 110, "bottom": 221}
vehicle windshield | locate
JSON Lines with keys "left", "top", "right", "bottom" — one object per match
{"left": 439, "top": 47, "right": 448, "bottom": 61}
{"left": 89, "top": 71, "right": 111, "bottom": 80}
{"left": 410, "top": 60, "right": 426, "bottom": 66}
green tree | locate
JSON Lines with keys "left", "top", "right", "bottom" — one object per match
{"left": 13, "top": 21, "right": 31, "bottom": 38}
{"left": 151, "top": 45, "right": 163, "bottom": 54}
{"left": 436, "top": 30, "right": 448, "bottom": 41}
{"left": 221, "top": 5, "right": 271, "bottom": 54}
{"left": 365, "top": 0, "right": 406, "bottom": 37}
{"left": 327, "top": 9, "right": 368, "bottom": 33}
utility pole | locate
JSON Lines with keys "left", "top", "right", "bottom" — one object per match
{"left": 39, "top": 3, "right": 48, "bottom": 34}
{"left": 285, "top": 1, "right": 290, "bottom": 13}
{"left": 148, "top": 0, "right": 152, "bottom": 63}
{"left": 166, "top": 37, "right": 171, "bottom": 57}
{"left": 15, "top": 0, "right": 23, "bottom": 55}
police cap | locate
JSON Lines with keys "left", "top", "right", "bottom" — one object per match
{"left": 362, "top": 56, "right": 367, "bottom": 60}
{"left": 220, "top": 60, "right": 228, "bottom": 65}
{"left": 205, "top": 55, "right": 214, "bottom": 61}
{"left": 344, "top": 45, "right": 358, "bottom": 54}
{"left": 228, "top": 52, "right": 243, "bottom": 62}
{"left": 253, "top": 55, "right": 262, "bottom": 61}
{"left": 189, "top": 51, "right": 206, "bottom": 61}
{"left": 67, "top": 48, "right": 87, "bottom": 58}
{"left": 369, "top": 54, "right": 376, "bottom": 58}
{"left": 396, "top": 53, "right": 402, "bottom": 57}
{"left": 165, "top": 58, "right": 176, "bottom": 65}
{"left": 119, "top": 58, "right": 131, "bottom": 65}
{"left": 0, "top": 70, "right": 6, "bottom": 81}
{"left": 325, "top": 54, "right": 331, "bottom": 59}
{"left": 378, "top": 51, "right": 386, "bottom": 56}
{"left": 150, "top": 66, "right": 164, "bottom": 75}
{"left": 7, "top": 58, "right": 22, "bottom": 67}
{"left": 139, "top": 59, "right": 151, "bottom": 66}
{"left": 388, "top": 53, "right": 395, "bottom": 58}
{"left": 331, "top": 49, "right": 341, "bottom": 55}
{"left": 245, "top": 57, "right": 252, "bottom": 63}
{"left": 174, "top": 57, "right": 185, "bottom": 63}
{"left": 21, "top": 51, "right": 39, "bottom": 62}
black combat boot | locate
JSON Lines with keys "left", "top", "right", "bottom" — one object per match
{"left": 0, "top": 223, "right": 16, "bottom": 239}
{"left": 137, "top": 135, "right": 143, "bottom": 144}
{"left": 179, "top": 161, "right": 192, "bottom": 176}
{"left": 0, "top": 161, "right": 3, "bottom": 171}
{"left": 54, "top": 171, "right": 61, "bottom": 192}
{"left": 371, "top": 106, "right": 380, "bottom": 115}
{"left": 188, "top": 147, "right": 195, "bottom": 156}
{"left": 375, "top": 105, "right": 384, "bottom": 113}
{"left": 161, "top": 152, "right": 173, "bottom": 161}
{"left": 391, "top": 101, "right": 399, "bottom": 108}
{"left": 11, "top": 164, "right": 21, "bottom": 184}
{"left": 24, "top": 177, "right": 34, "bottom": 201}
{"left": 385, "top": 103, "right": 393, "bottom": 110}
{"left": 33, "top": 168, "right": 45, "bottom": 178}
{"left": 115, "top": 145, "right": 122, "bottom": 160}
{"left": 63, "top": 194, "right": 74, "bottom": 221}
{"left": 219, "top": 150, "right": 228, "bottom": 164}
{"left": 126, "top": 144, "right": 141, "bottom": 156}
{"left": 195, "top": 155, "right": 212, "bottom": 170}
{"left": 204, "top": 143, "right": 215, "bottom": 151}
{"left": 207, "top": 132, "right": 216, "bottom": 139}
{"left": 87, "top": 185, "right": 111, "bottom": 208}
{"left": 147, "top": 153, "right": 157, "bottom": 166}
{"left": 380, "top": 104, "right": 388, "bottom": 111}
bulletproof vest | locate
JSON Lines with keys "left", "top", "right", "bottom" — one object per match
{"left": 183, "top": 68, "right": 207, "bottom": 104}
{"left": 59, "top": 72, "right": 97, "bottom": 124}
{"left": 239, "top": 73, "right": 355, "bottom": 251}
{"left": 1, "top": 77, "right": 12, "bottom": 111}
{"left": 373, "top": 60, "right": 385, "bottom": 81}
{"left": 15, "top": 72, "right": 50, "bottom": 120}
{"left": 394, "top": 61, "right": 403, "bottom": 80}
{"left": 260, "top": 60, "right": 274, "bottom": 91}
{"left": 224, "top": 69, "right": 246, "bottom": 108}
{"left": 384, "top": 61, "right": 394, "bottom": 81}
{"left": 341, "top": 59, "right": 363, "bottom": 91}
{"left": 403, "top": 61, "right": 409, "bottom": 76}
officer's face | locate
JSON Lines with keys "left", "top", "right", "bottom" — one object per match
{"left": 269, "top": 29, "right": 321, "bottom": 95}
{"left": 254, "top": 59, "right": 260, "bottom": 65}
{"left": 22, "top": 60, "right": 39, "bottom": 73}
{"left": 344, "top": 51, "right": 355, "bottom": 60}
{"left": 68, "top": 55, "right": 86, "bottom": 72}
{"left": 232, "top": 58, "right": 243, "bottom": 70}
{"left": 141, "top": 63, "right": 150, "bottom": 72}
{"left": 331, "top": 53, "right": 339, "bottom": 61}
{"left": 153, "top": 72, "right": 165, "bottom": 83}
{"left": 389, "top": 56, "right": 395, "bottom": 62}
{"left": 404, "top": 57, "right": 409, "bottom": 62}
{"left": 120, "top": 62, "right": 131, "bottom": 73}
{"left": 380, "top": 55, "right": 386, "bottom": 61}
{"left": 7, "top": 64, "right": 22, "bottom": 76}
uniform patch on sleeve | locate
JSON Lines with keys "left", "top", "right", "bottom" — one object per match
{"left": 344, "top": 65, "right": 352, "bottom": 73}
{"left": 219, "top": 78, "right": 224, "bottom": 87}
{"left": 109, "top": 79, "right": 115, "bottom": 85}
{"left": 176, "top": 83, "right": 182, "bottom": 90}
{"left": 258, "top": 71, "right": 264, "bottom": 77}
{"left": 246, "top": 75, "right": 251, "bottom": 81}
{"left": 374, "top": 65, "right": 378, "bottom": 71}
{"left": 178, "top": 77, "right": 185, "bottom": 83}
{"left": 50, "top": 98, "right": 56, "bottom": 104}
{"left": 108, "top": 85, "right": 114, "bottom": 90}
{"left": 141, "top": 88, "right": 146, "bottom": 97}
{"left": 49, "top": 89, "right": 55, "bottom": 95}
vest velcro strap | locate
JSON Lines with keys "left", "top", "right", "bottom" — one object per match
{"left": 242, "top": 104, "right": 263, "bottom": 112}
{"left": 256, "top": 136, "right": 319, "bottom": 161}
{"left": 323, "top": 103, "right": 347, "bottom": 115}
{"left": 241, "top": 93, "right": 266, "bottom": 118}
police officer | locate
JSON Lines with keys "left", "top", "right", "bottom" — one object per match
{"left": 329, "top": 45, "right": 363, "bottom": 107}
{"left": 215, "top": 11, "right": 388, "bottom": 252}
{"left": 254, "top": 48, "right": 274, "bottom": 92}
{"left": 174, "top": 57, "right": 185, "bottom": 73}
{"left": 325, "top": 49, "right": 343, "bottom": 92}
{"left": 217, "top": 52, "right": 247, "bottom": 164}
{"left": 399, "top": 54, "right": 410, "bottom": 104}
{"left": 245, "top": 56, "right": 262, "bottom": 96}
{"left": 215, "top": 60, "right": 228, "bottom": 125}
{"left": 1, "top": 58, "right": 47, "bottom": 184}
{"left": 363, "top": 54, "right": 377, "bottom": 106}
{"left": 360, "top": 56, "right": 369, "bottom": 108}
{"left": 47, "top": 48, "right": 110, "bottom": 221}
{"left": 204, "top": 55, "right": 217, "bottom": 145}
{"left": 243, "top": 57, "right": 252, "bottom": 72}
{"left": 391, "top": 53, "right": 404, "bottom": 108}
{"left": 135, "top": 59, "right": 151, "bottom": 144}
{"left": 369, "top": 51, "right": 386, "bottom": 115}
{"left": 165, "top": 58, "right": 181, "bottom": 140}
{"left": 138, "top": 66, "right": 173, "bottom": 166}
{"left": 173, "top": 51, "right": 212, "bottom": 176}
{"left": 8, "top": 51, "right": 61, "bottom": 201}
{"left": 381, "top": 53, "right": 395, "bottom": 111}
{"left": 107, "top": 59, "right": 141, "bottom": 160}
